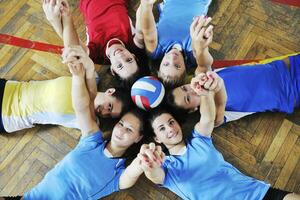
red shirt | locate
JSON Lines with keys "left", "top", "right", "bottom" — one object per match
{"left": 80, "top": 0, "right": 133, "bottom": 64}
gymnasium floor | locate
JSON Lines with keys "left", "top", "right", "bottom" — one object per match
{"left": 0, "top": 0, "right": 299, "bottom": 199}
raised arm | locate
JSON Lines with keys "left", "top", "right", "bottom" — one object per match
{"left": 118, "top": 157, "right": 143, "bottom": 189}
{"left": 133, "top": 6, "right": 145, "bottom": 49}
{"left": 190, "top": 16, "right": 214, "bottom": 74}
{"left": 206, "top": 71, "right": 227, "bottom": 127}
{"left": 68, "top": 63, "right": 99, "bottom": 137}
{"left": 43, "top": 0, "right": 64, "bottom": 38}
{"left": 119, "top": 143, "right": 165, "bottom": 189}
{"left": 191, "top": 74, "right": 216, "bottom": 137}
{"left": 139, "top": 143, "right": 165, "bottom": 185}
{"left": 60, "top": 1, "right": 97, "bottom": 118}
{"left": 139, "top": 0, "right": 158, "bottom": 53}
{"left": 62, "top": 47, "right": 97, "bottom": 104}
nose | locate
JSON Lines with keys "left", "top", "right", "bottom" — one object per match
{"left": 101, "top": 105, "right": 110, "bottom": 116}
{"left": 166, "top": 125, "right": 175, "bottom": 134}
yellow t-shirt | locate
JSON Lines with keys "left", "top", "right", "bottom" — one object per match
{"left": 2, "top": 76, "right": 78, "bottom": 132}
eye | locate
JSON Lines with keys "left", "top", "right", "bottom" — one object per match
{"left": 163, "top": 62, "right": 169, "bottom": 66}
{"left": 126, "top": 128, "right": 132, "bottom": 133}
{"left": 186, "top": 95, "right": 190, "bottom": 103}
{"left": 169, "top": 120, "right": 175, "bottom": 125}
{"left": 118, "top": 121, "right": 123, "bottom": 127}
{"left": 174, "top": 64, "right": 181, "bottom": 69}
{"left": 117, "top": 63, "right": 123, "bottom": 69}
{"left": 159, "top": 127, "right": 165, "bottom": 132}
{"left": 126, "top": 57, "right": 133, "bottom": 63}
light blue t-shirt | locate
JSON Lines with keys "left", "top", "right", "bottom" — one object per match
{"left": 24, "top": 131, "right": 125, "bottom": 200}
{"left": 162, "top": 130, "right": 270, "bottom": 200}
{"left": 218, "top": 58, "right": 297, "bottom": 114}
{"left": 150, "top": 0, "right": 212, "bottom": 69}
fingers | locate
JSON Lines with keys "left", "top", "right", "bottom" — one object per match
{"left": 203, "top": 76, "right": 213, "bottom": 89}
{"left": 204, "top": 25, "right": 213, "bottom": 39}
{"left": 190, "top": 16, "right": 198, "bottom": 36}
{"left": 68, "top": 62, "right": 84, "bottom": 75}
{"left": 139, "top": 143, "right": 164, "bottom": 167}
{"left": 62, "top": 46, "right": 85, "bottom": 62}
{"left": 50, "top": 0, "right": 56, "bottom": 6}
{"left": 203, "top": 16, "right": 212, "bottom": 27}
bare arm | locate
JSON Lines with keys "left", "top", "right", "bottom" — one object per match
{"left": 194, "top": 47, "right": 214, "bottom": 75}
{"left": 62, "top": 47, "right": 98, "bottom": 104}
{"left": 119, "top": 157, "right": 144, "bottom": 189}
{"left": 43, "top": 0, "right": 64, "bottom": 38}
{"left": 214, "top": 84, "right": 227, "bottom": 127}
{"left": 204, "top": 71, "right": 227, "bottom": 127}
{"left": 190, "top": 16, "right": 214, "bottom": 75}
{"left": 139, "top": 0, "right": 158, "bottom": 53}
{"left": 60, "top": 2, "right": 97, "bottom": 120}
{"left": 139, "top": 143, "right": 165, "bottom": 185}
{"left": 190, "top": 74, "right": 216, "bottom": 137}
{"left": 133, "top": 6, "right": 145, "bottom": 49}
{"left": 69, "top": 64, "right": 99, "bottom": 137}
{"left": 144, "top": 165, "right": 165, "bottom": 185}
{"left": 194, "top": 92, "right": 216, "bottom": 137}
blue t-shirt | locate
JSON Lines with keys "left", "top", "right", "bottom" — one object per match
{"left": 162, "top": 130, "right": 270, "bottom": 200}
{"left": 150, "top": 0, "right": 212, "bottom": 69}
{"left": 24, "top": 131, "right": 125, "bottom": 200}
{"left": 218, "top": 59, "right": 296, "bottom": 114}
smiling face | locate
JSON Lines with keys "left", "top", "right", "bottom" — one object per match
{"left": 151, "top": 113, "right": 183, "bottom": 146}
{"left": 172, "top": 84, "right": 201, "bottom": 112}
{"left": 93, "top": 89, "right": 123, "bottom": 118}
{"left": 111, "top": 112, "right": 143, "bottom": 148}
{"left": 159, "top": 49, "right": 186, "bottom": 84}
{"left": 109, "top": 47, "right": 138, "bottom": 80}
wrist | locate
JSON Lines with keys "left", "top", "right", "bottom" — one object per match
{"left": 141, "top": 1, "right": 154, "bottom": 9}
{"left": 72, "top": 75, "right": 85, "bottom": 83}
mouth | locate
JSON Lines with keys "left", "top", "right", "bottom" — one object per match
{"left": 96, "top": 106, "right": 102, "bottom": 114}
{"left": 167, "top": 131, "right": 178, "bottom": 139}
{"left": 113, "top": 49, "right": 123, "bottom": 56}
{"left": 170, "top": 51, "right": 179, "bottom": 57}
{"left": 114, "top": 134, "right": 123, "bottom": 141}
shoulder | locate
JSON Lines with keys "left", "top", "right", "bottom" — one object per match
{"left": 76, "top": 131, "right": 104, "bottom": 151}
{"left": 187, "top": 129, "right": 213, "bottom": 147}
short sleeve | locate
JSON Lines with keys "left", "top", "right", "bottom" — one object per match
{"left": 190, "top": 129, "right": 214, "bottom": 146}
{"left": 75, "top": 131, "right": 104, "bottom": 152}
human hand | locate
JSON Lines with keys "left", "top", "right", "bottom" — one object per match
{"left": 43, "top": 0, "right": 63, "bottom": 22}
{"left": 68, "top": 62, "right": 85, "bottom": 78}
{"left": 204, "top": 71, "right": 224, "bottom": 93}
{"left": 60, "top": 0, "right": 71, "bottom": 18}
{"left": 190, "top": 16, "right": 213, "bottom": 53}
{"left": 190, "top": 73, "right": 210, "bottom": 96}
{"left": 138, "top": 143, "right": 164, "bottom": 172}
{"left": 62, "top": 46, "right": 95, "bottom": 74}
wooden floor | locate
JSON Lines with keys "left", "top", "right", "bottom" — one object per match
{"left": 0, "top": 0, "right": 300, "bottom": 199}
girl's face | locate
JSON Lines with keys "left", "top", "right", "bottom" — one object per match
{"left": 110, "top": 47, "right": 138, "bottom": 80}
{"left": 159, "top": 49, "right": 186, "bottom": 83}
{"left": 172, "top": 84, "right": 201, "bottom": 112}
{"left": 151, "top": 113, "right": 183, "bottom": 146}
{"left": 111, "top": 113, "right": 143, "bottom": 148}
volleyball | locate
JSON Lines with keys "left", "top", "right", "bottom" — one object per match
{"left": 131, "top": 76, "right": 165, "bottom": 110}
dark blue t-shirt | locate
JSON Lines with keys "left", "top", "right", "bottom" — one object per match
{"left": 150, "top": 0, "right": 212, "bottom": 69}
{"left": 218, "top": 59, "right": 297, "bottom": 114}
